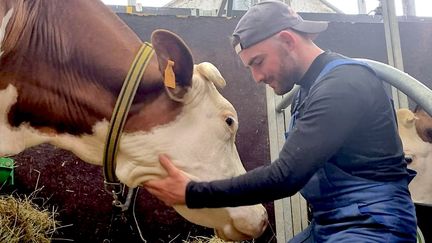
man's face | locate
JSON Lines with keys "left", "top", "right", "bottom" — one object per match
{"left": 239, "top": 36, "right": 301, "bottom": 95}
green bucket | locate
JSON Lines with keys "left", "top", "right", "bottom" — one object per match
{"left": 0, "top": 157, "right": 14, "bottom": 186}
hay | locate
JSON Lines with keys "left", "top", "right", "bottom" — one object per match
{"left": 0, "top": 194, "right": 59, "bottom": 243}
{"left": 184, "top": 235, "right": 254, "bottom": 243}
{"left": 184, "top": 236, "right": 229, "bottom": 243}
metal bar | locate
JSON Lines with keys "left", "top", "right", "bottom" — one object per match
{"left": 381, "top": 0, "right": 409, "bottom": 108}
{"left": 217, "top": 0, "right": 228, "bottom": 17}
{"left": 402, "top": 0, "right": 416, "bottom": 16}
{"left": 266, "top": 86, "right": 295, "bottom": 243}
{"left": 282, "top": 0, "right": 292, "bottom": 6}
{"left": 226, "top": 0, "right": 233, "bottom": 17}
{"left": 320, "top": 0, "right": 345, "bottom": 14}
{"left": 358, "top": 0, "right": 367, "bottom": 14}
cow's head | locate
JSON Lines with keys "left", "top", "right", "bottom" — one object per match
{"left": 114, "top": 30, "right": 268, "bottom": 240}
{"left": 396, "top": 108, "right": 432, "bottom": 204}
{"left": 396, "top": 109, "right": 424, "bottom": 168}
{"left": 413, "top": 106, "right": 432, "bottom": 143}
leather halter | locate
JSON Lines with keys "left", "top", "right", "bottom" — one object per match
{"left": 102, "top": 43, "right": 154, "bottom": 207}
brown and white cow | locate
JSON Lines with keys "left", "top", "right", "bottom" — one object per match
{"left": 0, "top": 0, "right": 267, "bottom": 240}
{"left": 396, "top": 108, "right": 432, "bottom": 204}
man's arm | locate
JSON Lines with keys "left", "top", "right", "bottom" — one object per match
{"left": 186, "top": 67, "right": 373, "bottom": 208}
{"left": 146, "top": 66, "right": 374, "bottom": 208}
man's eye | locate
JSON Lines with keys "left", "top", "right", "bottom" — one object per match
{"left": 253, "top": 59, "right": 263, "bottom": 66}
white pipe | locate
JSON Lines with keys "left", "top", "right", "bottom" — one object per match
{"left": 357, "top": 59, "right": 432, "bottom": 116}
{"left": 381, "top": 0, "right": 409, "bottom": 109}
{"left": 319, "top": 0, "right": 344, "bottom": 14}
{"left": 275, "top": 85, "right": 299, "bottom": 113}
{"left": 358, "top": 0, "right": 367, "bottom": 14}
{"left": 275, "top": 59, "right": 432, "bottom": 117}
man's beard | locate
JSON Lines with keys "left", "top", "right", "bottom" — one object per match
{"left": 273, "top": 55, "right": 300, "bottom": 95}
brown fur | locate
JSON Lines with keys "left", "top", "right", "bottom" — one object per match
{"left": 0, "top": 0, "right": 192, "bottom": 135}
{"left": 414, "top": 105, "right": 432, "bottom": 143}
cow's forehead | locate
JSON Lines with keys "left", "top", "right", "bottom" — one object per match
{"left": 190, "top": 81, "right": 237, "bottom": 117}
{"left": 189, "top": 64, "right": 236, "bottom": 112}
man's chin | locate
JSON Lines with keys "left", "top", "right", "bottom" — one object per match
{"left": 273, "top": 87, "right": 287, "bottom": 95}
{"left": 274, "top": 89, "right": 284, "bottom": 95}
{"left": 269, "top": 82, "right": 294, "bottom": 95}
{"left": 278, "top": 84, "right": 296, "bottom": 95}
{"left": 268, "top": 84, "right": 280, "bottom": 95}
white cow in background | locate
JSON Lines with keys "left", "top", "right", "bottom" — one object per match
{"left": 396, "top": 109, "right": 432, "bottom": 204}
{"left": 413, "top": 106, "right": 432, "bottom": 143}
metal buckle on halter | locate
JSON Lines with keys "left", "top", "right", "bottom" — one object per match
{"left": 104, "top": 181, "right": 123, "bottom": 195}
{"left": 104, "top": 181, "right": 135, "bottom": 211}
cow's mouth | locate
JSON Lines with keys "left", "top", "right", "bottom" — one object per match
{"left": 214, "top": 210, "right": 268, "bottom": 241}
{"left": 215, "top": 226, "right": 266, "bottom": 241}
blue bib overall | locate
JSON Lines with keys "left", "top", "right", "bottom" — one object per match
{"left": 287, "top": 59, "right": 417, "bottom": 242}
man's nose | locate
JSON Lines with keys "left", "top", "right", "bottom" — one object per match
{"left": 251, "top": 69, "right": 264, "bottom": 84}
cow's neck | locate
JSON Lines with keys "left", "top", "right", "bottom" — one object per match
{"left": 0, "top": 0, "right": 181, "bottom": 136}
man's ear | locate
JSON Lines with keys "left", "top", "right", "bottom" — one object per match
{"left": 151, "top": 29, "right": 194, "bottom": 101}
{"left": 277, "top": 30, "right": 296, "bottom": 50}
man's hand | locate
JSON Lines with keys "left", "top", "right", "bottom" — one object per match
{"left": 144, "top": 154, "right": 190, "bottom": 206}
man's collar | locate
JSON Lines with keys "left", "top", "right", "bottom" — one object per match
{"left": 297, "top": 50, "right": 336, "bottom": 89}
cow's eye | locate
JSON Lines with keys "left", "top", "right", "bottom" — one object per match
{"left": 225, "top": 117, "right": 234, "bottom": 126}
{"left": 223, "top": 114, "right": 238, "bottom": 135}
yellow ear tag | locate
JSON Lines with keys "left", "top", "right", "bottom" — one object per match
{"left": 164, "top": 60, "right": 176, "bottom": 89}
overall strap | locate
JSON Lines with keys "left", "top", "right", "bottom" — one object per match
{"left": 314, "top": 58, "right": 376, "bottom": 86}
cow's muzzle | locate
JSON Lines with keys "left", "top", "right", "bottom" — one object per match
{"left": 215, "top": 204, "right": 268, "bottom": 241}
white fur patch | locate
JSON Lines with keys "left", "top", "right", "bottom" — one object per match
{"left": 0, "top": 84, "right": 51, "bottom": 156}
{"left": 0, "top": 84, "right": 106, "bottom": 159}
{"left": 0, "top": 8, "right": 14, "bottom": 58}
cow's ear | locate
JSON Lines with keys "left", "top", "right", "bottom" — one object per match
{"left": 196, "top": 62, "right": 226, "bottom": 89}
{"left": 406, "top": 114, "right": 419, "bottom": 125}
{"left": 151, "top": 29, "right": 193, "bottom": 101}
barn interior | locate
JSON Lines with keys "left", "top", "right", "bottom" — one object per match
{"left": 1, "top": 0, "right": 432, "bottom": 242}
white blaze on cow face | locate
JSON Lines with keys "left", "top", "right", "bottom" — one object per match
{"left": 0, "top": 8, "right": 13, "bottom": 58}
{"left": 396, "top": 109, "right": 432, "bottom": 204}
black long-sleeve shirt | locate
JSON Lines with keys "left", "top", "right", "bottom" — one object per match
{"left": 186, "top": 51, "right": 407, "bottom": 208}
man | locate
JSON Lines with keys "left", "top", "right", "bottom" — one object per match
{"left": 145, "top": 1, "right": 417, "bottom": 242}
